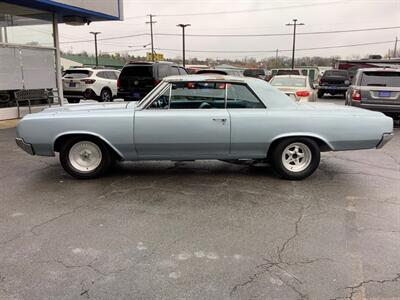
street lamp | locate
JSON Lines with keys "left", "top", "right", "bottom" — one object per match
{"left": 89, "top": 31, "right": 101, "bottom": 66}
{"left": 286, "top": 19, "right": 304, "bottom": 69}
{"left": 177, "top": 24, "right": 191, "bottom": 67}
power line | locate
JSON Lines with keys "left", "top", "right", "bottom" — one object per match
{"left": 60, "top": 25, "right": 400, "bottom": 44}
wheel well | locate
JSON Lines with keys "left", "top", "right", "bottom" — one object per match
{"left": 267, "top": 136, "right": 332, "bottom": 159}
{"left": 54, "top": 134, "right": 122, "bottom": 160}
{"left": 101, "top": 87, "right": 112, "bottom": 95}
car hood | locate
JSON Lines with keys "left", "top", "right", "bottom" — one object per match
{"left": 39, "top": 102, "right": 133, "bottom": 114}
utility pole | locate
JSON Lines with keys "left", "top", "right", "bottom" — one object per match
{"left": 177, "top": 24, "right": 190, "bottom": 67}
{"left": 146, "top": 14, "right": 157, "bottom": 61}
{"left": 394, "top": 36, "right": 398, "bottom": 58}
{"left": 286, "top": 19, "right": 304, "bottom": 69}
{"left": 275, "top": 49, "right": 279, "bottom": 68}
{"left": 89, "top": 31, "right": 101, "bottom": 66}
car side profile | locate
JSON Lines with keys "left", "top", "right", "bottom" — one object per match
{"left": 63, "top": 68, "right": 120, "bottom": 103}
{"left": 16, "top": 75, "right": 393, "bottom": 180}
{"left": 346, "top": 68, "right": 400, "bottom": 119}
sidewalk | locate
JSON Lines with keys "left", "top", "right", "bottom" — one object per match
{"left": 0, "top": 119, "right": 18, "bottom": 129}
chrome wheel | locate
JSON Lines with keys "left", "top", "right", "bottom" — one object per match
{"left": 281, "top": 142, "right": 312, "bottom": 172}
{"left": 68, "top": 141, "right": 102, "bottom": 172}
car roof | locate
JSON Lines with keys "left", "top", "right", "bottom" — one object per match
{"left": 65, "top": 68, "right": 116, "bottom": 72}
{"left": 357, "top": 67, "right": 400, "bottom": 72}
{"left": 271, "top": 75, "right": 307, "bottom": 79}
{"left": 164, "top": 74, "right": 248, "bottom": 83}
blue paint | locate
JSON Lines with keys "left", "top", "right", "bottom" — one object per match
{"left": 3, "top": 0, "right": 121, "bottom": 22}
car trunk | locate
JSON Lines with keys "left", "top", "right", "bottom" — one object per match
{"left": 119, "top": 65, "right": 155, "bottom": 99}
{"left": 359, "top": 71, "right": 400, "bottom": 106}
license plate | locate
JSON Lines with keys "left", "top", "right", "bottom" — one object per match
{"left": 69, "top": 81, "right": 76, "bottom": 87}
{"left": 378, "top": 91, "right": 391, "bottom": 97}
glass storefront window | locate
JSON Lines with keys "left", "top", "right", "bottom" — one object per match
{"left": 0, "top": 3, "right": 54, "bottom": 48}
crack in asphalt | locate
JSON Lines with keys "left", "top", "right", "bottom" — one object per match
{"left": 230, "top": 203, "right": 317, "bottom": 299}
{"left": 330, "top": 273, "right": 400, "bottom": 300}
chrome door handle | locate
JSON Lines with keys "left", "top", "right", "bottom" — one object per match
{"left": 212, "top": 118, "right": 227, "bottom": 124}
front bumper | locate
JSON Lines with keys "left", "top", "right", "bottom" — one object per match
{"left": 15, "top": 138, "right": 34, "bottom": 155}
{"left": 376, "top": 133, "right": 394, "bottom": 149}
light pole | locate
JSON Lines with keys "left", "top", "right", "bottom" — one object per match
{"left": 89, "top": 31, "right": 101, "bottom": 66}
{"left": 286, "top": 19, "right": 304, "bottom": 69}
{"left": 177, "top": 24, "right": 190, "bottom": 67}
{"left": 146, "top": 14, "right": 157, "bottom": 61}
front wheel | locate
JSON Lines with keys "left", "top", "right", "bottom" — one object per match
{"left": 271, "top": 138, "right": 320, "bottom": 180}
{"left": 59, "top": 137, "right": 111, "bottom": 179}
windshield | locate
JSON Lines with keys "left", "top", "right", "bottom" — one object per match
{"left": 63, "top": 70, "right": 92, "bottom": 79}
{"left": 360, "top": 71, "right": 400, "bottom": 87}
{"left": 270, "top": 77, "right": 306, "bottom": 87}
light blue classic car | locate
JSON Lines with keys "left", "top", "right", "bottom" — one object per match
{"left": 16, "top": 75, "right": 394, "bottom": 180}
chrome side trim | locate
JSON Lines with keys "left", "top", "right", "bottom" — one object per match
{"left": 15, "top": 138, "right": 35, "bottom": 155}
{"left": 376, "top": 133, "right": 394, "bottom": 149}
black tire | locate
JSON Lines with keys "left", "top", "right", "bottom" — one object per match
{"left": 59, "top": 137, "right": 112, "bottom": 179}
{"left": 271, "top": 137, "right": 320, "bottom": 180}
{"left": 67, "top": 98, "right": 80, "bottom": 104}
{"left": 317, "top": 90, "right": 324, "bottom": 98}
{"left": 99, "top": 88, "right": 112, "bottom": 102}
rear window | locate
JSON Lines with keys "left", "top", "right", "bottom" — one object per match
{"left": 270, "top": 77, "right": 306, "bottom": 87}
{"left": 323, "top": 70, "right": 348, "bottom": 78}
{"left": 243, "top": 69, "right": 265, "bottom": 77}
{"left": 277, "top": 70, "right": 301, "bottom": 76}
{"left": 360, "top": 71, "right": 400, "bottom": 87}
{"left": 121, "top": 65, "right": 153, "bottom": 77}
{"left": 63, "top": 70, "right": 92, "bottom": 79}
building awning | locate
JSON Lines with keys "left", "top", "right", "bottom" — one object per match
{"left": 2, "top": 0, "right": 122, "bottom": 22}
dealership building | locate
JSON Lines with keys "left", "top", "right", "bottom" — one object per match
{"left": 0, "top": 0, "right": 123, "bottom": 120}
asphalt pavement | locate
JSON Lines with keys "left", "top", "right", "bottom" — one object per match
{"left": 0, "top": 97, "right": 399, "bottom": 300}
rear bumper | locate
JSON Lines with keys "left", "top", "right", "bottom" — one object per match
{"left": 318, "top": 86, "right": 348, "bottom": 91}
{"left": 351, "top": 102, "right": 400, "bottom": 113}
{"left": 16, "top": 138, "right": 34, "bottom": 155}
{"left": 376, "top": 133, "right": 394, "bottom": 149}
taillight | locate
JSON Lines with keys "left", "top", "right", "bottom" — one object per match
{"left": 117, "top": 79, "right": 120, "bottom": 88}
{"left": 81, "top": 79, "right": 96, "bottom": 84}
{"left": 352, "top": 90, "right": 361, "bottom": 101}
{"left": 296, "top": 90, "right": 310, "bottom": 97}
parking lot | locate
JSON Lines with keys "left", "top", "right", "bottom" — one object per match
{"left": 1, "top": 97, "right": 400, "bottom": 300}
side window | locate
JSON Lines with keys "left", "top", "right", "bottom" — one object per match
{"left": 169, "top": 66, "right": 180, "bottom": 76}
{"left": 147, "top": 86, "right": 170, "bottom": 109}
{"left": 301, "top": 69, "right": 308, "bottom": 76}
{"left": 97, "top": 71, "right": 106, "bottom": 79}
{"left": 170, "top": 82, "right": 226, "bottom": 109}
{"left": 107, "top": 71, "right": 117, "bottom": 80}
{"left": 158, "top": 64, "right": 169, "bottom": 78}
{"left": 227, "top": 84, "right": 265, "bottom": 109}
{"left": 178, "top": 67, "right": 188, "bottom": 75}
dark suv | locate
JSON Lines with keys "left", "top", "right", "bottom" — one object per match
{"left": 317, "top": 69, "right": 350, "bottom": 98}
{"left": 346, "top": 68, "right": 400, "bottom": 119}
{"left": 117, "top": 62, "right": 187, "bottom": 101}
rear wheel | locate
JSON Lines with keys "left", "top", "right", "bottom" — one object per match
{"left": 67, "top": 98, "right": 80, "bottom": 104}
{"left": 271, "top": 138, "right": 320, "bottom": 180}
{"left": 99, "top": 88, "right": 112, "bottom": 102}
{"left": 59, "top": 137, "right": 111, "bottom": 179}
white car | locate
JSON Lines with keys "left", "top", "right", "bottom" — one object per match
{"left": 269, "top": 75, "right": 317, "bottom": 102}
{"left": 62, "top": 68, "right": 120, "bottom": 103}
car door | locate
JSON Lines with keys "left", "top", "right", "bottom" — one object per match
{"left": 134, "top": 81, "right": 230, "bottom": 160}
{"left": 226, "top": 83, "right": 269, "bottom": 158}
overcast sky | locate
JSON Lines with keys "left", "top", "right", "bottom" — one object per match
{"left": 59, "top": 0, "right": 400, "bottom": 60}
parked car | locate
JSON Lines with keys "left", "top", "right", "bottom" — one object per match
{"left": 117, "top": 61, "right": 187, "bottom": 101}
{"left": 298, "top": 67, "right": 319, "bottom": 83}
{"left": 317, "top": 69, "right": 351, "bottom": 98}
{"left": 16, "top": 75, "right": 393, "bottom": 180}
{"left": 196, "top": 69, "right": 243, "bottom": 77}
{"left": 269, "top": 75, "right": 317, "bottom": 102}
{"left": 346, "top": 68, "right": 400, "bottom": 119}
{"left": 243, "top": 68, "right": 268, "bottom": 80}
{"left": 63, "top": 68, "right": 120, "bottom": 103}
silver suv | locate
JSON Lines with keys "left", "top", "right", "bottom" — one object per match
{"left": 346, "top": 68, "right": 400, "bottom": 119}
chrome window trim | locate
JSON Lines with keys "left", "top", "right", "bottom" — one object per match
{"left": 144, "top": 83, "right": 171, "bottom": 110}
